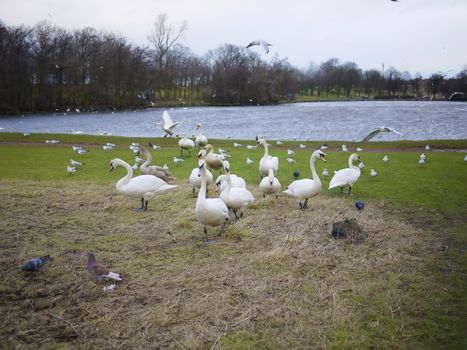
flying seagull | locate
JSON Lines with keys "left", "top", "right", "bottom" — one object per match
{"left": 160, "top": 110, "right": 180, "bottom": 137}
{"left": 246, "top": 40, "right": 272, "bottom": 54}
{"left": 86, "top": 252, "right": 122, "bottom": 283}
{"left": 361, "top": 127, "right": 403, "bottom": 142}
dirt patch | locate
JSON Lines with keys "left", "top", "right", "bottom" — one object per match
{"left": 0, "top": 179, "right": 443, "bottom": 349}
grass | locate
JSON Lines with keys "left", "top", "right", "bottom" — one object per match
{"left": 0, "top": 132, "right": 466, "bottom": 349}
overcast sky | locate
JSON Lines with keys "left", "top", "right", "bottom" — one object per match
{"left": 1, "top": 0, "right": 466, "bottom": 77}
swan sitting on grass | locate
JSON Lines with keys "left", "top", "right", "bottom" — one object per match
{"left": 329, "top": 153, "right": 361, "bottom": 195}
{"left": 109, "top": 158, "right": 177, "bottom": 211}
{"left": 283, "top": 150, "right": 326, "bottom": 209}
{"left": 195, "top": 160, "right": 230, "bottom": 241}
{"left": 139, "top": 148, "right": 175, "bottom": 182}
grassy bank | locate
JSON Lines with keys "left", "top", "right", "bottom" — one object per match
{"left": 0, "top": 133, "right": 466, "bottom": 349}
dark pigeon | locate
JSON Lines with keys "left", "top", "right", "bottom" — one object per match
{"left": 21, "top": 255, "right": 53, "bottom": 272}
{"left": 86, "top": 252, "right": 122, "bottom": 282}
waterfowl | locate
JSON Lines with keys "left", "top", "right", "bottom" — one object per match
{"left": 329, "top": 153, "right": 361, "bottom": 194}
{"left": 109, "top": 158, "right": 177, "bottom": 211}
{"left": 195, "top": 160, "right": 230, "bottom": 241}
{"left": 283, "top": 150, "right": 326, "bottom": 209}
{"left": 233, "top": 142, "right": 243, "bottom": 148}
{"left": 287, "top": 149, "right": 295, "bottom": 156}
{"left": 246, "top": 157, "right": 254, "bottom": 165}
{"left": 173, "top": 157, "right": 184, "bottom": 164}
{"left": 370, "top": 168, "right": 378, "bottom": 176}
{"left": 246, "top": 40, "right": 272, "bottom": 54}
{"left": 256, "top": 137, "right": 279, "bottom": 178}
{"left": 286, "top": 158, "right": 296, "bottom": 164}
{"left": 70, "top": 159, "right": 83, "bottom": 167}
{"left": 322, "top": 168, "right": 329, "bottom": 176}
{"left": 161, "top": 110, "right": 180, "bottom": 137}
{"left": 216, "top": 174, "right": 254, "bottom": 219}
{"left": 358, "top": 161, "right": 365, "bottom": 169}
{"left": 67, "top": 166, "right": 76, "bottom": 174}
{"left": 383, "top": 155, "right": 389, "bottom": 163}
{"left": 204, "top": 144, "right": 224, "bottom": 171}
{"left": 259, "top": 168, "right": 281, "bottom": 198}
{"left": 361, "top": 127, "right": 403, "bottom": 142}
{"left": 178, "top": 136, "right": 195, "bottom": 157}
{"left": 218, "top": 160, "right": 246, "bottom": 192}
{"left": 195, "top": 123, "right": 208, "bottom": 147}
{"left": 139, "top": 148, "right": 175, "bottom": 182}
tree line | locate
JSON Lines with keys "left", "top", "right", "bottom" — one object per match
{"left": 1, "top": 15, "right": 466, "bottom": 114}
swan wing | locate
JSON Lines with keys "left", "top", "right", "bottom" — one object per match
{"left": 329, "top": 168, "right": 360, "bottom": 189}
{"left": 285, "top": 179, "right": 315, "bottom": 196}
{"left": 163, "top": 110, "right": 180, "bottom": 129}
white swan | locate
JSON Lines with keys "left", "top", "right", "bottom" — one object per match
{"left": 189, "top": 165, "right": 213, "bottom": 196}
{"left": 256, "top": 137, "right": 279, "bottom": 178}
{"left": 195, "top": 160, "right": 230, "bottom": 241}
{"left": 283, "top": 150, "right": 326, "bottom": 209}
{"left": 218, "top": 160, "right": 247, "bottom": 192}
{"left": 161, "top": 110, "right": 180, "bottom": 137}
{"left": 109, "top": 158, "right": 177, "bottom": 211}
{"left": 139, "top": 148, "right": 175, "bottom": 182}
{"left": 259, "top": 168, "right": 281, "bottom": 198}
{"left": 178, "top": 136, "right": 195, "bottom": 157}
{"left": 195, "top": 123, "right": 208, "bottom": 147}
{"left": 216, "top": 174, "right": 254, "bottom": 219}
{"left": 329, "top": 153, "right": 361, "bottom": 195}
{"left": 204, "top": 144, "right": 224, "bottom": 171}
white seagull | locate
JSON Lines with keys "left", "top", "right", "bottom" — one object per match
{"left": 246, "top": 40, "right": 272, "bottom": 54}
{"left": 361, "top": 127, "right": 403, "bottom": 142}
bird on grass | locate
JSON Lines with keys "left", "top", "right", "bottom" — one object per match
{"left": 246, "top": 40, "right": 272, "bottom": 54}
{"left": 383, "top": 155, "right": 389, "bottom": 164}
{"left": 70, "top": 159, "right": 83, "bottom": 167}
{"left": 86, "top": 252, "right": 122, "bottom": 291}
{"left": 22, "top": 255, "right": 53, "bottom": 272}
{"left": 322, "top": 168, "right": 329, "bottom": 177}
{"left": 361, "top": 127, "right": 403, "bottom": 142}
{"left": 370, "top": 169, "right": 378, "bottom": 177}
{"left": 246, "top": 157, "right": 254, "bottom": 165}
{"left": 419, "top": 158, "right": 425, "bottom": 165}
{"left": 329, "top": 154, "right": 361, "bottom": 195}
{"left": 67, "top": 166, "right": 76, "bottom": 174}
{"left": 355, "top": 200, "right": 365, "bottom": 210}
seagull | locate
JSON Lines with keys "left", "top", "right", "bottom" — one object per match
{"left": 425, "top": 145, "right": 430, "bottom": 150}
{"left": 86, "top": 252, "right": 122, "bottom": 283}
{"left": 287, "top": 149, "right": 295, "bottom": 156}
{"left": 135, "top": 156, "right": 144, "bottom": 164}
{"left": 358, "top": 161, "right": 365, "bottom": 169}
{"left": 286, "top": 158, "right": 296, "bottom": 163}
{"left": 233, "top": 142, "right": 243, "bottom": 148}
{"left": 356, "top": 147, "right": 363, "bottom": 152}
{"left": 246, "top": 157, "right": 254, "bottom": 165}
{"left": 72, "top": 146, "right": 82, "bottom": 152}
{"left": 67, "top": 166, "right": 76, "bottom": 174}
{"left": 102, "top": 145, "right": 113, "bottom": 151}
{"left": 419, "top": 158, "right": 425, "bottom": 165}
{"left": 322, "top": 168, "right": 329, "bottom": 177}
{"left": 149, "top": 142, "right": 161, "bottom": 150}
{"left": 160, "top": 110, "right": 180, "bottom": 137}
{"left": 246, "top": 145, "right": 256, "bottom": 150}
{"left": 77, "top": 149, "right": 88, "bottom": 155}
{"left": 277, "top": 141, "right": 283, "bottom": 145}
{"left": 383, "top": 155, "right": 389, "bottom": 163}
{"left": 299, "top": 144, "right": 306, "bottom": 149}
{"left": 246, "top": 40, "right": 272, "bottom": 54}
{"left": 419, "top": 153, "right": 426, "bottom": 160}
{"left": 370, "top": 169, "right": 378, "bottom": 176}
{"left": 21, "top": 255, "right": 53, "bottom": 272}
{"left": 361, "top": 127, "right": 403, "bottom": 142}
{"left": 173, "top": 156, "right": 184, "bottom": 164}
{"left": 463, "top": 155, "right": 467, "bottom": 162}
{"left": 70, "top": 159, "right": 83, "bottom": 167}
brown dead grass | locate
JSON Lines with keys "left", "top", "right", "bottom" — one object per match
{"left": 0, "top": 179, "right": 443, "bottom": 349}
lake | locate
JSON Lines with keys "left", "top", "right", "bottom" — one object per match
{"left": 1, "top": 101, "right": 466, "bottom": 141}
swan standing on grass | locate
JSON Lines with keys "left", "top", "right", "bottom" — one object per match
{"left": 195, "top": 123, "right": 208, "bottom": 147}
{"left": 283, "top": 150, "right": 326, "bottom": 209}
{"left": 109, "top": 158, "right": 177, "bottom": 211}
{"left": 195, "top": 160, "right": 230, "bottom": 241}
{"left": 216, "top": 174, "right": 254, "bottom": 220}
{"left": 259, "top": 168, "right": 281, "bottom": 198}
{"left": 218, "top": 160, "right": 247, "bottom": 192}
{"left": 139, "top": 148, "right": 175, "bottom": 182}
{"left": 256, "top": 137, "right": 279, "bottom": 179}
{"left": 329, "top": 153, "right": 361, "bottom": 195}
{"left": 189, "top": 163, "right": 213, "bottom": 196}
{"left": 178, "top": 136, "right": 195, "bottom": 157}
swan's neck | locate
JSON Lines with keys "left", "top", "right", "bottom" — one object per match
{"left": 310, "top": 156, "right": 321, "bottom": 185}
{"left": 224, "top": 175, "right": 232, "bottom": 192}
{"left": 268, "top": 172, "right": 274, "bottom": 183}
{"left": 262, "top": 142, "right": 269, "bottom": 158}
{"left": 142, "top": 152, "right": 152, "bottom": 167}
{"left": 116, "top": 161, "right": 133, "bottom": 188}
{"left": 198, "top": 170, "right": 207, "bottom": 201}
{"left": 349, "top": 157, "right": 358, "bottom": 169}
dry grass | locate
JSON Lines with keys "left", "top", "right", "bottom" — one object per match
{"left": 0, "top": 179, "right": 444, "bottom": 349}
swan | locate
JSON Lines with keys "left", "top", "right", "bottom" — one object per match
{"left": 259, "top": 168, "right": 281, "bottom": 198}
{"left": 256, "top": 137, "right": 279, "bottom": 178}
{"left": 195, "top": 160, "right": 230, "bottom": 241}
{"left": 204, "top": 144, "right": 224, "bottom": 171}
{"left": 139, "top": 148, "right": 175, "bottom": 182}
{"left": 218, "top": 160, "right": 247, "bottom": 192}
{"left": 161, "top": 110, "right": 180, "bottom": 137}
{"left": 189, "top": 165, "right": 213, "bottom": 196}
{"left": 283, "top": 150, "right": 326, "bottom": 209}
{"left": 215, "top": 174, "right": 254, "bottom": 219}
{"left": 195, "top": 123, "right": 208, "bottom": 147}
{"left": 178, "top": 136, "right": 195, "bottom": 157}
{"left": 109, "top": 158, "right": 177, "bottom": 211}
{"left": 329, "top": 153, "right": 361, "bottom": 195}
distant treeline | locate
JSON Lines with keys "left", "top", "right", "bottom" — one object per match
{"left": 1, "top": 18, "right": 466, "bottom": 114}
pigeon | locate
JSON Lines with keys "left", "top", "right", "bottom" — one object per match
{"left": 355, "top": 200, "right": 365, "bottom": 210}
{"left": 21, "top": 255, "right": 53, "bottom": 272}
{"left": 149, "top": 142, "right": 161, "bottom": 150}
{"left": 86, "top": 252, "right": 122, "bottom": 282}
{"left": 293, "top": 170, "right": 300, "bottom": 179}
{"left": 246, "top": 40, "right": 272, "bottom": 54}
{"left": 361, "top": 127, "right": 403, "bottom": 142}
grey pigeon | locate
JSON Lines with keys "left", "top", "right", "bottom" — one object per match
{"left": 86, "top": 252, "right": 122, "bottom": 282}
{"left": 21, "top": 255, "right": 53, "bottom": 271}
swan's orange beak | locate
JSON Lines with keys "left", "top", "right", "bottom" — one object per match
{"left": 320, "top": 154, "right": 327, "bottom": 162}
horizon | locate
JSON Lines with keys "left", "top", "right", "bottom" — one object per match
{"left": 1, "top": 0, "right": 466, "bottom": 78}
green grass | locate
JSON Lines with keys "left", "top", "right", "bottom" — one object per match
{"left": 1, "top": 132, "right": 466, "bottom": 349}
